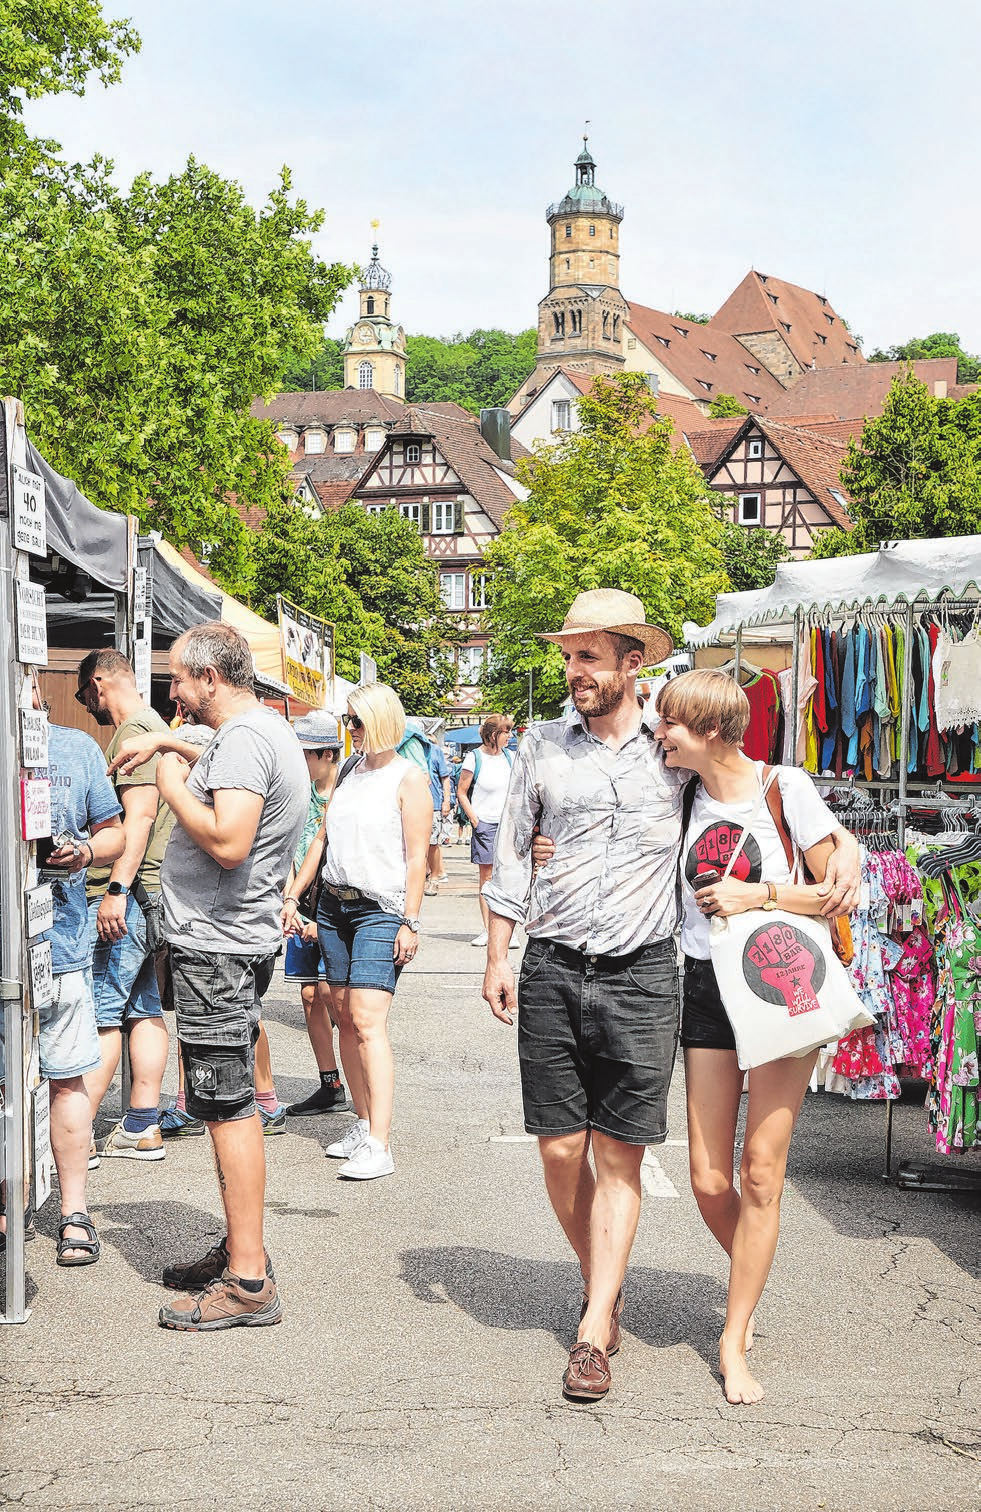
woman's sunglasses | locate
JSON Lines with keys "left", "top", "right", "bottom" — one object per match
{"left": 341, "top": 712, "right": 363, "bottom": 730}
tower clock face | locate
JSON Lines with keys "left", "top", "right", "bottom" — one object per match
{"left": 358, "top": 325, "right": 374, "bottom": 344}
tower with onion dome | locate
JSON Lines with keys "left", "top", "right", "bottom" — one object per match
{"left": 342, "top": 243, "right": 407, "bottom": 400}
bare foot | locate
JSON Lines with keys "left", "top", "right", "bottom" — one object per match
{"left": 719, "top": 1333, "right": 765, "bottom": 1405}
{"left": 744, "top": 1311, "right": 756, "bottom": 1353}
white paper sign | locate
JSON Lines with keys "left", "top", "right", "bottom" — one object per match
{"left": 28, "top": 939, "right": 53, "bottom": 1010}
{"left": 20, "top": 777, "right": 51, "bottom": 840}
{"left": 133, "top": 632, "right": 151, "bottom": 700}
{"left": 19, "top": 707, "right": 49, "bottom": 768}
{"left": 133, "top": 566, "right": 149, "bottom": 622}
{"left": 15, "top": 579, "right": 48, "bottom": 665}
{"left": 32, "top": 1082, "right": 52, "bottom": 1211}
{"left": 25, "top": 884, "right": 54, "bottom": 938}
{"left": 11, "top": 464, "right": 47, "bottom": 557}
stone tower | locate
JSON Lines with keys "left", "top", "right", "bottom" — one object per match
{"left": 533, "top": 140, "right": 629, "bottom": 382}
{"left": 342, "top": 245, "right": 407, "bottom": 400}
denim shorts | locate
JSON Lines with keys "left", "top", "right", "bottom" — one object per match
{"left": 169, "top": 947, "right": 277, "bottom": 1122}
{"left": 517, "top": 937, "right": 680, "bottom": 1145}
{"left": 470, "top": 820, "right": 499, "bottom": 866}
{"left": 39, "top": 970, "right": 102, "bottom": 1080}
{"left": 317, "top": 890, "right": 405, "bottom": 995}
{"left": 88, "top": 894, "right": 163, "bottom": 1028}
{"left": 681, "top": 955, "right": 736, "bottom": 1052}
{"left": 284, "top": 931, "right": 324, "bottom": 982}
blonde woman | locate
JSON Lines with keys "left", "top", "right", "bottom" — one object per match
{"left": 284, "top": 684, "right": 432, "bottom": 1180}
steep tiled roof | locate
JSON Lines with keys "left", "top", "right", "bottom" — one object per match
{"left": 710, "top": 272, "right": 864, "bottom": 373}
{"left": 250, "top": 389, "right": 404, "bottom": 426}
{"left": 690, "top": 415, "right": 854, "bottom": 530}
{"left": 686, "top": 419, "right": 747, "bottom": 471}
{"left": 767, "top": 359, "right": 959, "bottom": 420}
{"left": 625, "top": 302, "right": 786, "bottom": 412}
{"left": 653, "top": 392, "right": 721, "bottom": 447}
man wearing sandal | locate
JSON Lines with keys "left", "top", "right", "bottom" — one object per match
{"left": 38, "top": 722, "right": 124, "bottom": 1266}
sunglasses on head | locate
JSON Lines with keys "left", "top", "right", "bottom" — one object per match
{"left": 341, "top": 712, "right": 363, "bottom": 730}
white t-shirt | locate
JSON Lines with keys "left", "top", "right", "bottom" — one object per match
{"left": 680, "top": 763, "right": 837, "bottom": 960}
{"left": 461, "top": 748, "right": 513, "bottom": 825}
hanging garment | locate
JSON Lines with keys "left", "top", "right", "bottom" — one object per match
{"left": 820, "top": 627, "right": 840, "bottom": 772}
{"left": 888, "top": 928, "right": 935, "bottom": 1078}
{"left": 742, "top": 669, "right": 781, "bottom": 762}
{"left": 935, "top": 626, "right": 981, "bottom": 732}
{"left": 925, "top": 624, "right": 946, "bottom": 777}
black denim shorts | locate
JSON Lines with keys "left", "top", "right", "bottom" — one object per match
{"left": 169, "top": 948, "right": 277, "bottom": 1122}
{"left": 517, "top": 937, "right": 680, "bottom": 1146}
{"left": 681, "top": 955, "right": 737, "bottom": 1052}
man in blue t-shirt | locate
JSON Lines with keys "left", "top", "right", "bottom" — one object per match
{"left": 37, "top": 723, "right": 124, "bottom": 1265}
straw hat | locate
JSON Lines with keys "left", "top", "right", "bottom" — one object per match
{"left": 539, "top": 589, "right": 673, "bottom": 666}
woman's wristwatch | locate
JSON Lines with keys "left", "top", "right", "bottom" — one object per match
{"left": 402, "top": 916, "right": 421, "bottom": 933}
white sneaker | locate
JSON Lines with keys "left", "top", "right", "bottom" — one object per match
{"left": 325, "top": 1118, "right": 369, "bottom": 1160}
{"left": 99, "top": 1120, "right": 165, "bottom": 1161}
{"left": 338, "top": 1135, "right": 395, "bottom": 1180}
{"left": 471, "top": 931, "right": 488, "bottom": 947}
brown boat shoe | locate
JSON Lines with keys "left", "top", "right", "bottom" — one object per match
{"left": 563, "top": 1341, "right": 612, "bottom": 1401}
{"left": 158, "top": 1269, "right": 282, "bottom": 1331}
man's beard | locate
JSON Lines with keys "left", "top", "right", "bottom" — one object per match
{"left": 570, "top": 671, "right": 629, "bottom": 718}
{"left": 93, "top": 706, "right": 114, "bottom": 727}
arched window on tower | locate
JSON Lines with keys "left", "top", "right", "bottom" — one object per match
{"left": 553, "top": 311, "right": 565, "bottom": 338}
{"left": 602, "top": 311, "right": 610, "bottom": 339}
{"left": 612, "top": 315, "right": 620, "bottom": 341}
{"left": 359, "top": 361, "right": 374, "bottom": 390}
{"left": 366, "top": 296, "right": 375, "bottom": 314}
{"left": 570, "top": 309, "right": 582, "bottom": 336}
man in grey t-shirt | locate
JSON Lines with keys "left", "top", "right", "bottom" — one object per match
{"left": 152, "top": 623, "right": 308, "bottom": 1333}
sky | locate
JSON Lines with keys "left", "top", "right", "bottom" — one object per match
{"left": 27, "top": 0, "right": 981, "bottom": 357}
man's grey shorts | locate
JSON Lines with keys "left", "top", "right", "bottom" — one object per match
{"left": 517, "top": 937, "right": 680, "bottom": 1145}
{"left": 168, "top": 947, "right": 277, "bottom": 1123}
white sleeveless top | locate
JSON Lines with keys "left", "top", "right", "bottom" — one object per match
{"left": 322, "top": 754, "right": 410, "bottom": 916}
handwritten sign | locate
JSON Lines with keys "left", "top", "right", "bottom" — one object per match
{"left": 19, "top": 707, "right": 49, "bottom": 768}
{"left": 20, "top": 777, "right": 51, "bottom": 841}
{"left": 25, "top": 884, "right": 54, "bottom": 938}
{"left": 32, "top": 1082, "right": 52, "bottom": 1210}
{"left": 10, "top": 464, "right": 47, "bottom": 557}
{"left": 28, "top": 939, "right": 53, "bottom": 1010}
{"left": 15, "top": 579, "right": 47, "bottom": 666}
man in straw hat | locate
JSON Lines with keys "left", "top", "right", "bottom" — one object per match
{"left": 481, "top": 589, "right": 859, "bottom": 1403}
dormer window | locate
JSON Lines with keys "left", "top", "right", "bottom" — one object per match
{"left": 696, "top": 380, "right": 714, "bottom": 392}
{"left": 781, "top": 323, "right": 792, "bottom": 333}
{"left": 304, "top": 428, "right": 325, "bottom": 454}
{"left": 815, "top": 333, "right": 827, "bottom": 345}
{"left": 673, "top": 326, "right": 688, "bottom": 338}
{"left": 824, "top": 313, "right": 835, "bottom": 325}
{"left": 758, "top": 274, "right": 769, "bottom": 285}
{"left": 276, "top": 427, "right": 298, "bottom": 450}
{"left": 745, "top": 363, "right": 761, "bottom": 375}
{"left": 768, "top": 293, "right": 779, "bottom": 304}
{"left": 700, "top": 350, "right": 717, "bottom": 362}
{"left": 745, "top": 393, "right": 761, "bottom": 404}
{"left": 334, "top": 429, "right": 355, "bottom": 454}
{"left": 364, "top": 427, "right": 385, "bottom": 451}
{"left": 655, "top": 335, "right": 670, "bottom": 349}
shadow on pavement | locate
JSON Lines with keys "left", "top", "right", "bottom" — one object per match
{"left": 92, "top": 1200, "right": 225, "bottom": 1285}
{"left": 398, "top": 1244, "right": 726, "bottom": 1365}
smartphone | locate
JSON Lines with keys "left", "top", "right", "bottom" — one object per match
{"left": 36, "top": 831, "right": 76, "bottom": 869}
{"left": 692, "top": 868, "right": 722, "bottom": 891}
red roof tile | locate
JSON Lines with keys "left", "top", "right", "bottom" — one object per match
{"left": 625, "top": 302, "right": 786, "bottom": 412}
{"left": 710, "top": 271, "right": 864, "bottom": 374}
{"left": 767, "top": 359, "right": 959, "bottom": 420}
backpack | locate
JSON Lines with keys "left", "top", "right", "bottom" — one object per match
{"left": 454, "top": 746, "right": 513, "bottom": 826}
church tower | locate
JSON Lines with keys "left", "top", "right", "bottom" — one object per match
{"left": 342, "top": 245, "right": 407, "bottom": 400}
{"left": 532, "top": 140, "right": 629, "bottom": 386}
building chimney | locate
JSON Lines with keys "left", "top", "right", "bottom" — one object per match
{"left": 934, "top": 380, "right": 948, "bottom": 398}
{"left": 480, "top": 407, "right": 512, "bottom": 461}
{"left": 645, "top": 372, "right": 660, "bottom": 397}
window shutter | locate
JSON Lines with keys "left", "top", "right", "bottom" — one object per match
{"left": 421, "top": 501, "right": 431, "bottom": 534}
{"left": 454, "top": 499, "right": 466, "bottom": 535}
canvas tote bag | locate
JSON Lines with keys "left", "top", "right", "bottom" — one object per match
{"left": 707, "top": 768, "right": 873, "bottom": 1070}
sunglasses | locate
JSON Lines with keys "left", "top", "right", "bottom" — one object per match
{"left": 341, "top": 712, "right": 363, "bottom": 731}
{"left": 74, "top": 678, "right": 96, "bottom": 705}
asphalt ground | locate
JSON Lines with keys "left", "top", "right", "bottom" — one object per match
{"left": 2, "top": 849, "right": 979, "bottom": 1511}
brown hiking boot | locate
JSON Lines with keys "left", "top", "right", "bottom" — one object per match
{"left": 161, "top": 1238, "right": 274, "bottom": 1291}
{"left": 158, "top": 1269, "right": 282, "bottom": 1331}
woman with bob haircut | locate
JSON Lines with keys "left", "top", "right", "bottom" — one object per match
{"left": 457, "top": 711, "right": 515, "bottom": 946}
{"left": 284, "top": 682, "right": 432, "bottom": 1181}
{"left": 654, "top": 667, "right": 849, "bottom": 1405}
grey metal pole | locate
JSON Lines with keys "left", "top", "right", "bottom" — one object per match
{"left": 896, "top": 602, "right": 915, "bottom": 850}
{"left": 790, "top": 608, "right": 802, "bottom": 767}
{"left": 0, "top": 399, "right": 30, "bottom": 1323}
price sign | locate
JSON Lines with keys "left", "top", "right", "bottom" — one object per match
{"left": 32, "top": 1082, "right": 52, "bottom": 1211}
{"left": 20, "top": 777, "right": 51, "bottom": 840}
{"left": 133, "top": 566, "right": 149, "bottom": 622}
{"left": 11, "top": 464, "right": 47, "bottom": 557}
{"left": 19, "top": 707, "right": 49, "bottom": 768}
{"left": 28, "top": 939, "right": 53, "bottom": 1010}
{"left": 15, "top": 579, "right": 48, "bottom": 665}
{"left": 25, "top": 884, "right": 54, "bottom": 938}
{"left": 133, "top": 632, "right": 151, "bottom": 700}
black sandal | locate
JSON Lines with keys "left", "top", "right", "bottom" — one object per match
{"left": 0, "top": 1203, "right": 35, "bottom": 1251}
{"left": 56, "top": 1211, "right": 101, "bottom": 1267}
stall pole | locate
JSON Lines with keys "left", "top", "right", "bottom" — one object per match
{"left": 733, "top": 626, "right": 743, "bottom": 685}
{"left": 882, "top": 600, "right": 918, "bottom": 1183}
{"left": 0, "top": 400, "right": 30, "bottom": 1323}
{"left": 789, "top": 609, "right": 802, "bottom": 765}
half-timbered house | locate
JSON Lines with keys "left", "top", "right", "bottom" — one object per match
{"left": 687, "top": 415, "right": 855, "bottom": 556}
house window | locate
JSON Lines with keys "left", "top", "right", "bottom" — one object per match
{"left": 469, "top": 572, "right": 487, "bottom": 609}
{"left": 697, "top": 379, "right": 713, "bottom": 392}
{"left": 364, "top": 428, "right": 385, "bottom": 451}
{"left": 627, "top": 337, "right": 636, "bottom": 350}
{"left": 609, "top": 226, "right": 614, "bottom": 238}
{"left": 358, "top": 361, "right": 374, "bottom": 389}
{"left": 589, "top": 224, "right": 595, "bottom": 237}
{"left": 745, "top": 393, "right": 761, "bottom": 404}
{"left": 431, "top": 500, "right": 455, "bottom": 534}
{"left": 655, "top": 335, "right": 670, "bottom": 348}
{"left": 816, "top": 333, "right": 827, "bottom": 345}
{"left": 588, "top": 258, "right": 594, "bottom": 270}
{"left": 748, "top": 439, "right": 763, "bottom": 459}
{"left": 406, "top": 443, "right": 421, "bottom": 463}
{"left": 276, "top": 428, "right": 298, "bottom": 450}
{"left": 700, "top": 350, "right": 717, "bottom": 363}
{"left": 399, "top": 502, "right": 421, "bottom": 527}
{"left": 440, "top": 572, "right": 466, "bottom": 610}
{"left": 738, "top": 494, "right": 761, "bottom": 525}
{"left": 565, "top": 224, "right": 572, "bottom": 238}
{"left": 334, "top": 429, "right": 355, "bottom": 453}
{"left": 825, "top": 313, "right": 835, "bottom": 325}
{"left": 552, "top": 399, "right": 571, "bottom": 432}
{"left": 570, "top": 309, "right": 582, "bottom": 335}
{"left": 553, "top": 311, "right": 565, "bottom": 338}
{"left": 457, "top": 644, "right": 486, "bottom": 683}
{"left": 759, "top": 274, "right": 769, "bottom": 285}
{"left": 745, "top": 363, "right": 761, "bottom": 375}
{"left": 673, "top": 325, "right": 688, "bottom": 338}
{"left": 304, "top": 430, "right": 325, "bottom": 454}
{"left": 364, "top": 503, "right": 385, "bottom": 517}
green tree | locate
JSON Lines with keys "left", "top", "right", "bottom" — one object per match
{"left": 405, "top": 328, "right": 537, "bottom": 411}
{"left": 0, "top": 0, "right": 139, "bottom": 162}
{"left": 673, "top": 310, "right": 710, "bottom": 325}
{"left": 813, "top": 369, "right": 981, "bottom": 558}
{"left": 868, "top": 331, "right": 981, "bottom": 386}
{"left": 481, "top": 373, "right": 728, "bottom": 716}
{"left": 719, "top": 517, "right": 789, "bottom": 589}
{"left": 280, "top": 336, "right": 345, "bottom": 392}
{"left": 247, "top": 502, "right": 461, "bottom": 711}
{"left": 709, "top": 392, "right": 748, "bottom": 418}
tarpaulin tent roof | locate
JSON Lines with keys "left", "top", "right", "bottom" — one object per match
{"left": 684, "top": 536, "right": 981, "bottom": 647}
{"left": 154, "top": 541, "right": 288, "bottom": 694}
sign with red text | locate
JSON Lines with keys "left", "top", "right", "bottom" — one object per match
{"left": 20, "top": 777, "right": 51, "bottom": 840}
